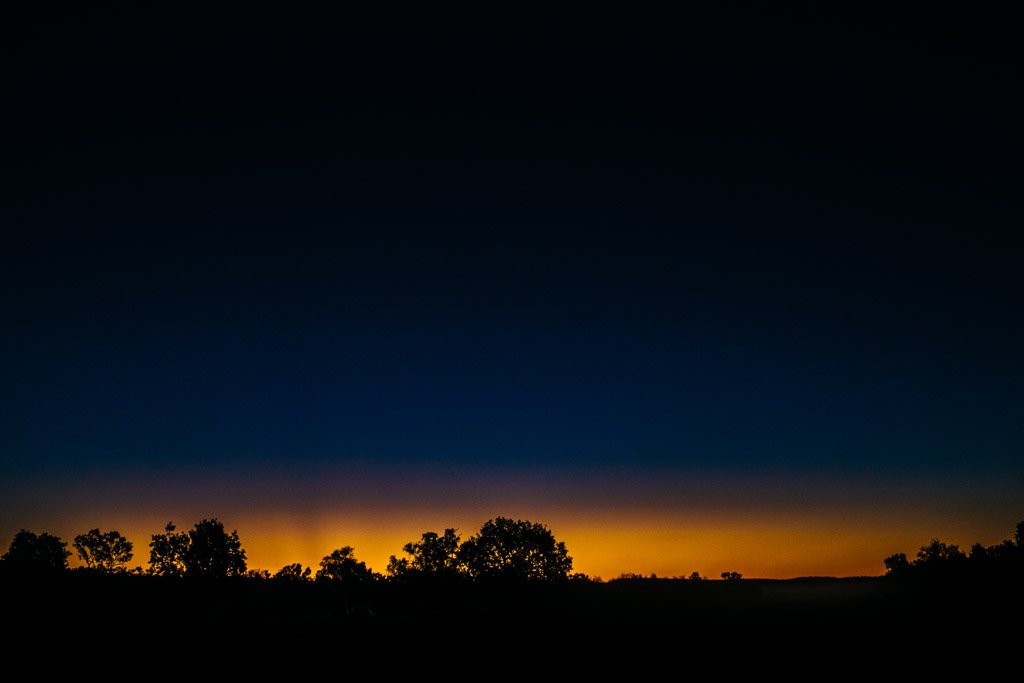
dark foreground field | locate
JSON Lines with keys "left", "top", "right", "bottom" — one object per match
{"left": 5, "top": 572, "right": 1019, "bottom": 675}
{"left": 5, "top": 571, "right": 1020, "bottom": 630}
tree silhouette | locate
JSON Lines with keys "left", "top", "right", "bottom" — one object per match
{"left": 721, "top": 571, "right": 743, "bottom": 580}
{"left": 316, "top": 546, "right": 375, "bottom": 582}
{"left": 148, "top": 520, "right": 246, "bottom": 577}
{"left": 274, "top": 563, "right": 312, "bottom": 581}
{"left": 183, "top": 519, "right": 247, "bottom": 578}
{"left": 148, "top": 523, "right": 190, "bottom": 576}
{"left": 914, "top": 539, "right": 965, "bottom": 566}
{"left": 387, "top": 528, "right": 461, "bottom": 578}
{"left": 458, "top": 517, "right": 573, "bottom": 581}
{"left": 969, "top": 543, "right": 989, "bottom": 561}
{"left": 1, "top": 530, "right": 70, "bottom": 572}
{"left": 1016, "top": 521, "right": 1024, "bottom": 546}
{"left": 73, "top": 528, "right": 133, "bottom": 572}
{"left": 884, "top": 552, "right": 911, "bottom": 575}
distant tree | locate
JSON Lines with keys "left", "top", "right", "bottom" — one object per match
{"left": 73, "top": 528, "right": 133, "bottom": 572}
{"left": 149, "top": 523, "right": 190, "bottom": 576}
{"left": 687, "top": 571, "right": 705, "bottom": 581}
{"left": 387, "top": 528, "right": 462, "bottom": 578}
{"left": 914, "top": 539, "right": 965, "bottom": 566}
{"left": 721, "top": 571, "right": 743, "bottom": 580}
{"left": 183, "top": 519, "right": 247, "bottom": 578}
{"left": 458, "top": 517, "right": 573, "bottom": 581}
{"left": 884, "top": 552, "right": 911, "bottom": 575}
{"left": 983, "top": 539, "right": 1018, "bottom": 562}
{"left": 884, "top": 520, "right": 1024, "bottom": 578}
{"left": 386, "top": 555, "right": 411, "bottom": 577}
{"left": 274, "top": 563, "right": 312, "bottom": 581}
{"left": 316, "top": 546, "right": 375, "bottom": 583}
{"left": 1, "top": 530, "right": 70, "bottom": 572}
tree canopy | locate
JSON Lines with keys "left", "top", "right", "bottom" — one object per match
{"left": 148, "top": 520, "right": 246, "bottom": 577}
{"left": 148, "top": 523, "right": 190, "bottom": 577}
{"left": 387, "top": 528, "right": 461, "bottom": 578}
{"left": 274, "top": 563, "right": 311, "bottom": 581}
{"left": 1, "top": 530, "right": 70, "bottom": 573}
{"left": 316, "top": 546, "right": 375, "bottom": 583}
{"left": 915, "top": 539, "right": 966, "bottom": 566}
{"left": 74, "top": 528, "right": 133, "bottom": 572}
{"left": 883, "top": 522, "right": 1023, "bottom": 576}
{"left": 458, "top": 517, "right": 573, "bottom": 581}
{"left": 184, "top": 519, "right": 247, "bottom": 577}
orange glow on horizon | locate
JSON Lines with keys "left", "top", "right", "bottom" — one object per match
{"left": 3, "top": 464, "right": 1020, "bottom": 579}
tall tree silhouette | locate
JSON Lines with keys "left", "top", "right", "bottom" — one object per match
{"left": 73, "top": 528, "right": 133, "bottom": 572}
{"left": 148, "top": 522, "right": 190, "bottom": 576}
{"left": 458, "top": 518, "right": 572, "bottom": 581}
{"left": 387, "top": 528, "right": 462, "bottom": 578}
{"left": 1, "top": 530, "right": 70, "bottom": 573}
{"left": 183, "top": 519, "right": 247, "bottom": 578}
{"left": 316, "top": 546, "right": 375, "bottom": 582}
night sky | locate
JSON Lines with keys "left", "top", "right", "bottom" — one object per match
{"left": 3, "top": 4, "right": 1022, "bottom": 578}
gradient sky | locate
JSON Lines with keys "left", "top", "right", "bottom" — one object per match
{"left": 3, "top": 5, "right": 1022, "bottom": 578}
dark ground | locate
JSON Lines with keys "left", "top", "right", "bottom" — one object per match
{"left": 5, "top": 572, "right": 1017, "bottom": 674}
{"left": 5, "top": 571, "right": 1019, "bottom": 629}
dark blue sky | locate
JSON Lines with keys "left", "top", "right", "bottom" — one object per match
{"left": 3, "top": 5, "right": 1022, "bottom": 552}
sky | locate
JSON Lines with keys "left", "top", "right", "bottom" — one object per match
{"left": 2, "top": 4, "right": 1022, "bottom": 578}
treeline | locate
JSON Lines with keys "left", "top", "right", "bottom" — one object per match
{"left": 0, "top": 516, "right": 579, "bottom": 582}
{"left": 883, "top": 521, "right": 1024, "bottom": 578}
{"left": 4, "top": 517, "right": 1023, "bottom": 582}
